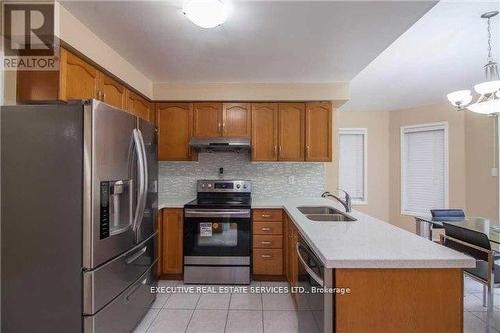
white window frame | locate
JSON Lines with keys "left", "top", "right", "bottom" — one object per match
{"left": 338, "top": 128, "right": 368, "bottom": 205}
{"left": 400, "top": 122, "right": 449, "bottom": 216}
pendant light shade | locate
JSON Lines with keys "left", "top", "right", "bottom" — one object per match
{"left": 447, "top": 11, "right": 500, "bottom": 115}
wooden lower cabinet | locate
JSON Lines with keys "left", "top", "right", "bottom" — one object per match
{"left": 335, "top": 268, "right": 463, "bottom": 332}
{"left": 160, "top": 208, "right": 183, "bottom": 275}
{"left": 252, "top": 209, "right": 284, "bottom": 277}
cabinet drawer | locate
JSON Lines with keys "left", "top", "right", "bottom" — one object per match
{"left": 253, "top": 222, "right": 282, "bottom": 235}
{"left": 253, "top": 209, "right": 282, "bottom": 222}
{"left": 253, "top": 235, "right": 283, "bottom": 249}
{"left": 253, "top": 249, "right": 283, "bottom": 275}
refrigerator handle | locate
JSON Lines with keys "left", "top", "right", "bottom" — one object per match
{"left": 133, "top": 128, "right": 148, "bottom": 243}
{"left": 132, "top": 129, "right": 146, "bottom": 240}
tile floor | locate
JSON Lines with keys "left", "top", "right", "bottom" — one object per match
{"left": 134, "top": 277, "right": 498, "bottom": 333}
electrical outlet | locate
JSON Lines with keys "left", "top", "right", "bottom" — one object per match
{"left": 288, "top": 176, "right": 295, "bottom": 184}
{"left": 491, "top": 168, "right": 498, "bottom": 177}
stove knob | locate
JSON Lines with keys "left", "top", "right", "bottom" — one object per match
{"left": 207, "top": 184, "right": 212, "bottom": 188}
{"left": 243, "top": 184, "right": 247, "bottom": 189}
{"left": 236, "top": 184, "right": 241, "bottom": 189}
{"left": 201, "top": 184, "right": 205, "bottom": 188}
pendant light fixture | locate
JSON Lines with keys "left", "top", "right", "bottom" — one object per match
{"left": 447, "top": 11, "right": 500, "bottom": 115}
{"left": 182, "top": 0, "right": 229, "bottom": 29}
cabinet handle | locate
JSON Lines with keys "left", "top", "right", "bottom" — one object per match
{"left": 306, "top": 145, "right": 310, "bottom": 157}
{"left": 279, "top": 146, "right": 282, "bottom": 154}
{"left": 102, "top": 93, "right": 106, "bottom": 101}
{"left": 261, "top": 227, "right": 271, "bottom": 231}
{"left": 261, "top": 254, "right": 272, "bottom": 259}
{"left": 218, "top": 122, "right": 222, "bottom": 133}
{"left": 261, "top": 241, "right": 271, "bottom": 245}
{"left": 274, "top": 145, "right": 278, "bottom": 157}
{"left": 261, "top": 214, "right": 271, "bottom": 218}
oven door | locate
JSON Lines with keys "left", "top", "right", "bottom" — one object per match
{"left": 184, "top": 209, "right": 251, "bottom": 259}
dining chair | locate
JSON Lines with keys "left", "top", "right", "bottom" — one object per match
{"left": 440, "top": 222, "right": 498, "bottom": 332}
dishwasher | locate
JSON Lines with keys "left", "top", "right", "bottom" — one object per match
{"left": 296, "top": 240, "right": 333, "bottom": 333}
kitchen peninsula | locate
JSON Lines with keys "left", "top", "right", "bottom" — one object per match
{"left": 159, "top": 197, "right": 474, "bottom": 333}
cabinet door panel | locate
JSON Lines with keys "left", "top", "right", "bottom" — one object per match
{"left": 127, "top": 90, "right": 152, "bottom": 121}
{"left": 161, "top": 209, "right": 183, "bottom": 274}
{"left": 101, "top": 73, "right": 126, "bottom": 109}
{"left": 193, "top": 103, "right": 222, "bottom": 137}
{"left": 59, "top": 48, "right": 99, "bottom": 100}
{"left": 223, "top": 103, "right": 251, "bottom": 137}
{"left": 305, "top": 102, "right": 332, "bottom": 161}
{"left": 251, "top": 103, "right": 278, "bottom": 161}
{"left": 278, "top": 103, "right": 305, "bottom": 161}
{"left": 157, "top": 103, "right": 193, "bottom": 161}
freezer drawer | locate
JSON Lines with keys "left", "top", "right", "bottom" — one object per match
{"left": 84, "top": 261, "right": 157, "bottom": 333}
{"left": 83, "top": 233, "right": 157, "bottom": 315}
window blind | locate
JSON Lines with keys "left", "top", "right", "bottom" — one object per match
{"left": 339, "top": 129, "right": 366, "bottom": 203}
{"left": 401, "top": 124, "right": 448, "bottom": 215}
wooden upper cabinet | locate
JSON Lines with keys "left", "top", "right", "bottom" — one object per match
{"left": 251, "top": 103, "right": 278, "bottom": 161}
{"left": 126, "top": 90, "right": 153, "bottom": 121}
{"left": 223, "top": 103, "right": 251, "bottom": 137}
{"left": 59, "top": 47, "right": 100, "bottom": 101}
{"left": 193, "top": 103, "right": 223, "bottom": 137}
{"left": 278, "top": 103, "right": 305, "bottom": 161}
{"left": 100, "top": 73, "right": 126, "bottom": 109}
{"left": 305, "top": 102, "right": 332, "bottom": 161}
{"left": 157, "top": 103, "right": 194, "bottom": 161}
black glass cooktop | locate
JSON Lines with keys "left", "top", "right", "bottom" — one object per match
{"left": 184, "top": 196, "right": 251, "bottom": 209}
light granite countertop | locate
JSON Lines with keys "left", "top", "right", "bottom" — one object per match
{"left": 159, "top": 197, "right": 475, "bottom": 269}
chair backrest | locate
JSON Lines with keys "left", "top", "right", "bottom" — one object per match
{"left": 431, "top": 209, "right": 465, "bottom": 218}
{"left": 442, "top": 222, "right": 491, "bottom": 262}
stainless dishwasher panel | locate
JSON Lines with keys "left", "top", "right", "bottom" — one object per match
{"left": 84, "top": 261, "right": 157, "bottom": 333}
{"left": 83, "top": 233, "right": 157, "bottom": 314}
{"left": 296, "top": 241, "right": 333, "bottom": 333}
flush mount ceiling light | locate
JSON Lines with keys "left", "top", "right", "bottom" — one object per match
{"left": 182, "top": 0, "right": 229, "bottom": 29}
{"left": 447, "top": 11, "right": 500, "bottom": 115}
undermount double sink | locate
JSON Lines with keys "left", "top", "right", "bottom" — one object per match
{"left": 297, "top": 206, "right": 357, "bottom": 222}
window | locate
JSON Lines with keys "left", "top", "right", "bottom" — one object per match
{"left": 401, "top": 122, "right": 448, "bottom": 216}
{"left": 338, "top": 128, "right": 367, "bottom": 204}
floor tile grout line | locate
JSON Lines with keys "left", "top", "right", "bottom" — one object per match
{"left": 143, "top": 307, "right": 161, "bottom": 333}
{"left": 223, "top": 293, "right": 232, "bottom": 333}
{"left": 184, "top": 294, "right": 201, "bottom": 333}
{"left": 261, "top": 292, "right": 265, "bottom": 333}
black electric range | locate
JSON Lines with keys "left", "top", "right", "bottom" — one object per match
{"left": 183, "top": 180, "right": 252, "bottom": 285}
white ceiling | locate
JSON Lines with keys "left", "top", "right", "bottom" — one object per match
{"left": 60, "top": 0, "right": 436, "bottom": 83}
{"left": 341, "top": 1, "right": 500, "bottom": 112}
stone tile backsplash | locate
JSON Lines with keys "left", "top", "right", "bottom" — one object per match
{"left": 158, "top": 152, "right": 326, "bottom": 203}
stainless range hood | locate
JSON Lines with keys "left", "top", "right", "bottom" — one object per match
{"left": 189, "top": 137, "right": 251, "bottom": 152}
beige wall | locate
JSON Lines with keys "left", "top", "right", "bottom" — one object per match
{"left": 326, "top": 111, "right": 391, "bottom": 221}
{"left": 153, "top": 82, "right": 349, "bottom": 105}
{"left": 465, "top": 112, "right": 498, "bottom": 222}
{"left": 328, "top": 103, "right": 497, "bottom": 233}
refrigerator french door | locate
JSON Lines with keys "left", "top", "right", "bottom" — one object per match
{"left": 1, "top": 100, "right": 158, "bottom": 333}
{"left": 84, "top": 101, "right": 153, "bottom": 269}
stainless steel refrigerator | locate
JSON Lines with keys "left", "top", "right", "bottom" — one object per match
{"left": 1, "top": 100, "right": 158, "bottom": 332}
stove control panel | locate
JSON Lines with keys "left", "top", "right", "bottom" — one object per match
{"left": 197, "top": 180, "right": 252, "bottom": 193}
